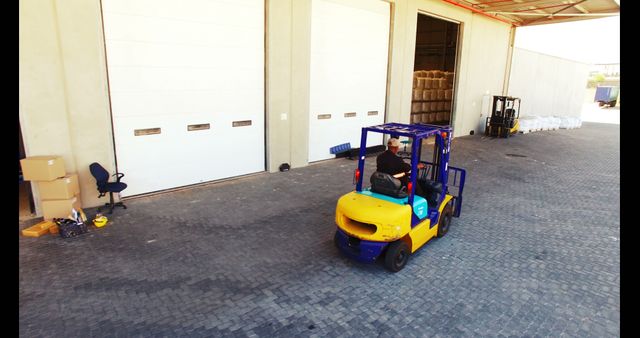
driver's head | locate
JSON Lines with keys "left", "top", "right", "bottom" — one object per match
{"left": 387, "top": 138, "right": 400, "bottom": 154}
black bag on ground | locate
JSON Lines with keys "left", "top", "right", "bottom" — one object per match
{"left": 54, "top": 218, "right": 88, "bottom": 238}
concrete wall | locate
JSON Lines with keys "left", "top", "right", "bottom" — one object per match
{"left": 386, "top": 0, "right": 512, "bottom": 137}
{"left": 19, "top": 0, "right": 116, "bottom": 213}
{"left": 508, "top": 48, "right": 589, "bottom": 118}
{"left": 273, "top": 0, "right": 513, "bottom": 165}
{"left": 20, "top": 0, "right": 512, "bottom": 212}
{"left": 266, "top": 0, "right": 313, "bottom": 171}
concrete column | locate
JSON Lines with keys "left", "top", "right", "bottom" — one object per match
{"left": 266, "top": 0, "right": 312, "bottom": 171}
{"left": 266, "top": 0, "right": 293, "bottom": 173}
{"left": 385, "top": 0, "right": 415, "bottom": 124}
{"left": 54, "top": 0, "right": 117, "bottom": 208}
{"left": 289, "top": 0, "right": 312, "bottom": 168}
{"left": 502, "top": 25, "right": 517, "bottom": 96}
{"left": 19, "top": 0, "right": 76, "bottom": 215}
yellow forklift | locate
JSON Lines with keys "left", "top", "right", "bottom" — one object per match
{"left": 485, "top": 96, "right": 521, "bottom": 138}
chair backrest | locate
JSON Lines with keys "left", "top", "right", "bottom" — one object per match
{"left": 370, "top": 171, "right": 407, "bottom": 198}
{"left": 89, "top": 162, "right": 109, "bottom": 192}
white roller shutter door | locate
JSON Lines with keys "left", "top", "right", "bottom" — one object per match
{"left": 308, "top": 0, "right": 390, "bottom": 162}
{"left": 102, "top": 0, "right": 265, "bottom": 196}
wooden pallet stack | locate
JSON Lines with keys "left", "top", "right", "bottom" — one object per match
{"left": 410, "top": 70, "right": 454, "bottom": 124}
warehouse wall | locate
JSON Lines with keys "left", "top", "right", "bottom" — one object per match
{"left": 386, "top": 0, "right": 512, "bottom": 137}
{"left": 508, "top": 48, "right": 589, "bottom": 118}
{"left": 270, "top": 0, "right": 513, "bottom": 167}
{"left": 19, "top": 0, "right": 513, "bottom": 213}
{"left": 19, "top": 0, "right": 116, "bottom": 213}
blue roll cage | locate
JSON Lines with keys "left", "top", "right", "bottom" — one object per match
{"left": 355, "top": 123, "right": 466, "bottom": 227}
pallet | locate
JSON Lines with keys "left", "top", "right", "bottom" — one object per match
{"left": 21, "top": 220, "right": 56, "bottom": 237}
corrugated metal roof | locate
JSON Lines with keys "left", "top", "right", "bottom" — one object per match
{"left": 446, "top": 0, "right": 619, "bottom": 26}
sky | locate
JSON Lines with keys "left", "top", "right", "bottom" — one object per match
{"left": 514, "top": 15, "right": 620, "bottom": 64}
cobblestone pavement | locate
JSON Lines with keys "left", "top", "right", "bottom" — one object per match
{"left": 19, "top": 122, "right": 619, "bottom": 337}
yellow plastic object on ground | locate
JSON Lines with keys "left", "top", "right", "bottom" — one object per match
{"left": 21, "top": 220, "right": 56, "bottom": 237}
{"left": 93, "top": 215, "right": 108, "bottom": 227}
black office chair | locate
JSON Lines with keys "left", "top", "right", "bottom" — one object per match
{"left": 89, "top": 162, "right": 128, "bottom": 214}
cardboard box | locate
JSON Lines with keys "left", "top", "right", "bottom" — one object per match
{"left": 37, "top": 174, "right": 80, "bottom": 199}
{"left": 20, "top": 156, "right": 66, "bottom": 182}
{"left": 41, "top": 195, "right": 82, "bottom": 220}
{"left": 21, "top": 220, "right": 56, "bottom": 237}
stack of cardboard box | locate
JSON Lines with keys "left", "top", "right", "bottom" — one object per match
{"left": 410, "top": 70, "right": 455, "bottom": 124}
{"left": 20, "top": 156, "right": 82, "bottom": 221}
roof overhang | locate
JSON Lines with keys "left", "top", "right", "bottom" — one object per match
{"left": 442, "top": 0, "right": 619, "bottom": 27}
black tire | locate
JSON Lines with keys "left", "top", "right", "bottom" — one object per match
{"left": 608, "top": 101, "right": 617, "bottom": 107}
{"left": 437, "top": 202, "right": 453, "bottom": 238}
{"left": 598, "top": 101, "right": 605, "bottom": 107}
{"left": 384, "top": 241, "right": 410, "bottom": 272}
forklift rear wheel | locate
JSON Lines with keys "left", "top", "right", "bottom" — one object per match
{"left": 437, "top": 203, "right": 453, "bottom": 238}
{"left": 384, "top": 241, "right": 409, "bottom": 272}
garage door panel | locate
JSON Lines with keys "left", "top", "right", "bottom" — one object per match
{"left": 309, "top": 74, "right": 385, "bottom": 107}
{"left": 103, "top": 0, "right": 263, "bottom": 28}
{"left": 103, "top": 0, "right": 264, "bottom": 196}
{"left": 105, "top": 41, "right": 262, "bottom": 70}
{"left": 104, "top": 14, "right": 261, "bottom": 50}
{"left": 109, "top": 91, "right": 263, "bottom": 119}
{"left": 112, "top": 114, "right": 264, "bottom": 196}
{"left": 106, "top": 66, "right": 263, "bottom": 94}
{"left": 308, "top": 113, "right": 384, "bottom": 162}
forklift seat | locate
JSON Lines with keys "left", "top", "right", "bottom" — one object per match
{"left": 419, "top": 179, "right": 443, "bottom": 208}
{"left": 370, "top": 172, "right": 408, "bottom": 199}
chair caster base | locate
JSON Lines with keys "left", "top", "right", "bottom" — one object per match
{"left": 97, "top": 202, "right": 127, "bottom": 215}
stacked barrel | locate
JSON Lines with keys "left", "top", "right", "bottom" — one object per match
{"left": 411, "top": 70, "right": 454, "bottom": 124}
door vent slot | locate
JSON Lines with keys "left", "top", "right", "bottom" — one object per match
{"left": 344, "top": 112, "right": 356, "bottom": 118}
{"left": 317, "top": 114, "right": 332, "bottom": 120}
{"left": 187, "top": 123, "right": 210, "bottom": 131}
{"left": 134, "top": 128, "right": 161, "bottom": 136}
{"left": 367, "top": 111, "right": 379, "bottom": 116}
{"left": 232, "top": 120, "right": 252, "bottom": 127}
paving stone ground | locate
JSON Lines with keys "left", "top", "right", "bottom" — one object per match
{"left": 19, "top": 122, "right": 619, "bottom": 337}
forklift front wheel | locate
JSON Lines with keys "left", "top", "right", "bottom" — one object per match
{"left": 437, "top": 202, "right": 453, "bottom": 238}
{"left": 384, "top": 241, "right": 410, "bottom": 272}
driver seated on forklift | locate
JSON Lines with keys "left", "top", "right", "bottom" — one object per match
{"left": 376, "top": 138, "right": 426, "bottom": 193}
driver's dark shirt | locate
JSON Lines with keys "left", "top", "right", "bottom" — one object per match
{"left": 376, "top": 150, "right": 412, "bottom": 185}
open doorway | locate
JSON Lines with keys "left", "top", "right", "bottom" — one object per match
{"left": 19, "top": 121, "right": 35, "bottom": 219}
{"left": 411, "top": 13, "right": 460, "bottom": 126}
